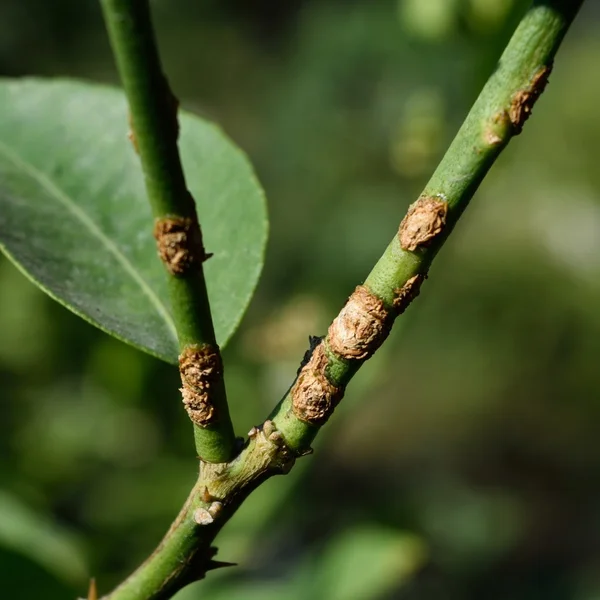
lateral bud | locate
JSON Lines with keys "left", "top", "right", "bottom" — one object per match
{"left": 194, "top": 504, "right": 222, "bottom": 526}
{"left": 239, "top": 420, "right": 296, "bottom": 474}
{"left": 483, "top": 110, "right": 511, "bottom": 147}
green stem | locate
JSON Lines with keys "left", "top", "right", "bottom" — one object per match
{"left": 99, "top": 0, "right": 236, "bottom": 463}
{"left": 104, "top": 423, "right": 294, "bottom": 600}
{"left": 272, "top": 0, "right": 583, "bottom": 453}
{"left": 103, "top": 479, "right": 215, "bottom": 600}
{"left": 101, "top": 1, "right": 583, "bottom": 598}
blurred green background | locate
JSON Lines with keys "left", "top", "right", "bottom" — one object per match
{"left": 2, "top": 0, "right": 600, "bottom": 598}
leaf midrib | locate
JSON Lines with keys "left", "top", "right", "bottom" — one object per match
{"left": 0, "top": 138, "right": 178, "bottom": 343}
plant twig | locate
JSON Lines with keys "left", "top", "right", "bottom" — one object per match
{"left": 100, "top": 0, "right": 236, "bottom": 463}
{"left": 101, "top": 0, "right": 584, "bottom": 598}
{"left": 271, "top": 0, "right": 584, "bottom": 453}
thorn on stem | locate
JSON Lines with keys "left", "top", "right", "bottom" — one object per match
{"left": 87, "top": 578, "right": 97, "bottom": 600}
{"left": 298, "top": 447, "right": 314, "bottom": 457}
{"left": 207, "top": 559, "right": 237, "bottom": 572}
{"left": 201, "top": 486, "right": 212, "bottom": 503}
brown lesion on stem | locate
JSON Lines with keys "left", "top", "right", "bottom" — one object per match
{"left": 328, "top": 285, "right": 392, "bottom": 360}
{"left": 509, "top": 63, "right": 552, "bottom": 134}
{"left": 291, "top": 342, "right": 344, "bottom": 425}
{"left": 153, "top": 212, "right": 211, "bottom": 276}
{"left": 399, "top": 196, "right": 448, "bottom": 252}
{"left": 393, "top": 273, "right": 427, "bottom": 315}
{"left": 179, "top": 344, "right": 222, "bottom": 427}
{"left": 292, "top": 285, "right": 403, "bottom": 425}
{"left": 483, "top": 109, "right": 511, "bottom": 147}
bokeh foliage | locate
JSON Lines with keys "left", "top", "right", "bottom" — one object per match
{"left": 1, "top": 0, "right": 600, "bottom": 598}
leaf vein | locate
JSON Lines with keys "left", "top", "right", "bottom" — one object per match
{"left": 0, "top": 138, "right": 178, "bottom": 344}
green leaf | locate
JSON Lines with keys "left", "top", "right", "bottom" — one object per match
{"left": 174, "top": 581, "right": 297, "bottom": 600}
{"left": 0, "top": 78, "right": 267, "bottom": 363}
{"left": 0, "top": 548, "right": 77, "bottom": 600}
{"left": 314, "top": 525, "right": 427, "bottom": 600}
{"left": 0, "top": 491, "right": 88, "bottom": 586}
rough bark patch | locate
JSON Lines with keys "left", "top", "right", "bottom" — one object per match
{"left": 328, "top": 286, "right": 391, "bottom": 361}
{"left": 179, "top": 344, "right": 222, "bottom": 427}
{"left": 509, "top": 64, "right": 552, "bottom": 135}
{"left": 153, "top": 214, "right": 208, "bottom": 275}
{"left": 393, "top": 273, "right": 426, "bottom": 315}
{"left": 291, "top": 343, "right": 343, "bottom": 425}
{"left": 399, "top": 196, "right": 448, "bottom": 252}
